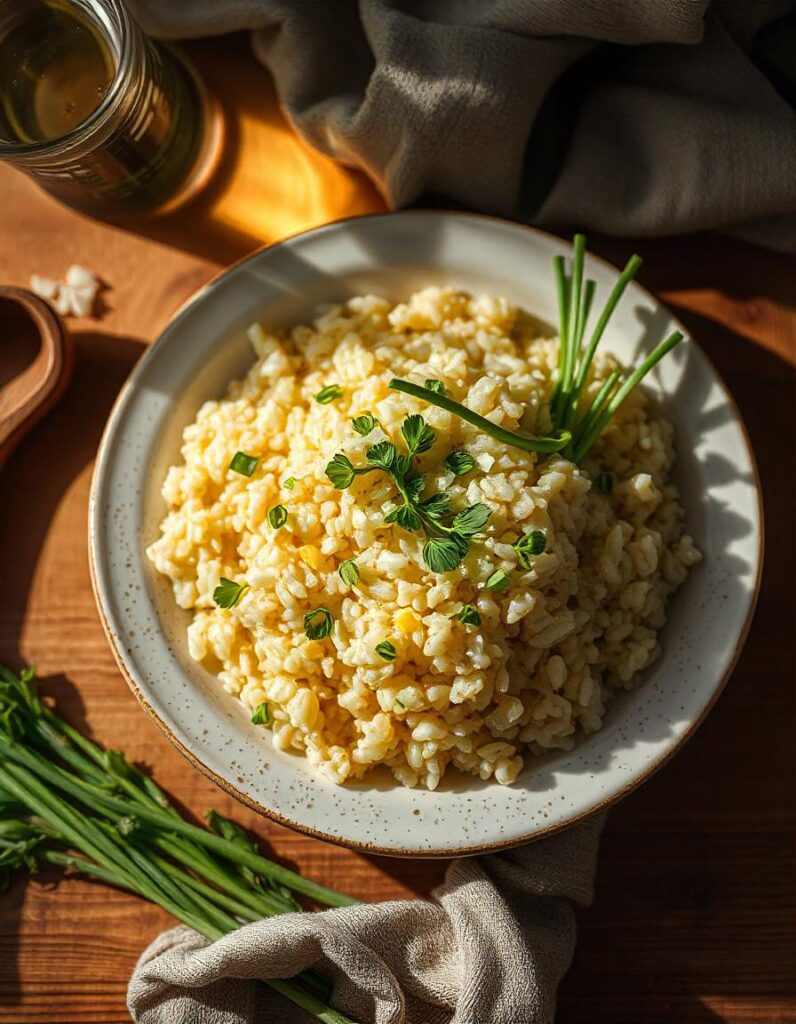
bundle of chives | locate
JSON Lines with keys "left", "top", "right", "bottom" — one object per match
{"left": 0, "top": 666, "right": 358, "bottom": 1024}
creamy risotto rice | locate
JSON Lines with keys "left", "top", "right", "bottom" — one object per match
{"left": 147, "top": 287, "right": 701, "bottom": 790}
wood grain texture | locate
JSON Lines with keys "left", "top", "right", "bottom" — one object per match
{"left": 0, "top": 35, "right": 794, "bottom": 1024}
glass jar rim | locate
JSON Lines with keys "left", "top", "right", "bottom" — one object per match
{"left": 0, "top": 0, "right": 136, "bottom": 158}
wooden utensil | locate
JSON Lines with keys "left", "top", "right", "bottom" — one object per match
{"left": 0, "top": 285, "right": 72, "bottom": 468}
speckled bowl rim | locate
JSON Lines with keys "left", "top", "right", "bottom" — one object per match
{"left": 89, "top": 211, "right": 764, "bottom": 858}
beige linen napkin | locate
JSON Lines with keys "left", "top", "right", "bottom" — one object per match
{"left": 127, "top": 0, "right": 796, "bottom": 250}
{"left": 128, "top": 814, "right": 604, "bottom": 1024}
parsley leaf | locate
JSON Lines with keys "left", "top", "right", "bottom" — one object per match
{"left": 314, "top": 385, "right": 344, "bottom": 404}
{"left": 401, "top": 414, "right": 436, "bottom": 455}
{"left": 393, "top": 505, "right": 422, "bottom": 531}
{"left": 375, "top": 640, "right": 397, "bottom": 662}
{"left": 452, "top": 502, "right": 492, "bottom": 536}
{"left": 393, "top": 454, "right": 413, "bottom": 481}
{"left": 251, "top": 702, "right": 270, "bottom": 725}
{"left": 352, "top": 413, "right": 377, "bottom": 436}
{"left": 325, "top": 453, "right": 357, "bottom": 489}
{"left": 445, "top": 450, "right": 475, "bottom": 476}
{"left": 419, "top": 492, "right": 451, "bottom": 521}
{"left": 213, "top": 578, "right": 249, "bottom": 609}
{"left": 423, "top": 534, "right": 468, "bottom": 573}
{"left": 367, "top": 441, "right": 397, "bottom": 470}
{"left": 403, "top": 474, "right": 426, "bottom": 503}
{"left": 229, "top": 451, "right": 259, "bottom": 477}
{"left": 304, "top": 607, "right": 334, "bottom": 640}
{"left": 283, "top": 477, "right": 296, "bottom": 490}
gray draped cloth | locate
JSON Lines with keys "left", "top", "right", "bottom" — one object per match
{"left": 129, "top": 0, "right": 796, "bottom": 250}
{"left": 128, "top": 815, "right": 604, "bottom": 1024}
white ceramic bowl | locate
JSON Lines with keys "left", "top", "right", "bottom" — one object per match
{"left": 89, "top": 212, "right": 762, "bottom": 856}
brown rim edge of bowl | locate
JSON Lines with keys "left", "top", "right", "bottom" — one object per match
{"left": 87, "top": 209, "right": 766, "bottom": 859}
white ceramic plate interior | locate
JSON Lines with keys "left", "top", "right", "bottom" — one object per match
{"left": 89, "top": 212, "right": 762, "bottom": 856}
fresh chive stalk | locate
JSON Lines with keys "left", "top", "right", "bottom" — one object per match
{"left": 0, "top": 666, "right": 357, "bottom": 1024}
{"left": 549, "top": 237, "right": 683, "bottom": 460}
{"left": 388, "top": 379, "right": 570, "bottom": 454}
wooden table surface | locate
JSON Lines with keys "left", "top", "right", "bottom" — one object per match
{"left": 0, "top": 35, "right": 794, "bottom": 1024}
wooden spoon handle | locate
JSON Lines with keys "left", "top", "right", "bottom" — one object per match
{"left": 0, "top": 286, "right": 72, "bottom": 468}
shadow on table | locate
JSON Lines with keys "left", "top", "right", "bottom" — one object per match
{"left": 0, "top": 329, "right": 146, "bottom": 664}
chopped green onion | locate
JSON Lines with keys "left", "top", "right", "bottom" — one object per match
{"left": 484, "top": 569, "right": 511, "bottom": 592}
{"left": 338, "top": 559, "right": 360, "bottom": 587}
{"left": 229, "top": 452, "right": 259, "bottom": 477}
{"left": 375, "top": 640, "right": 397, "bottom": 662}
{"left": 303, "top": 607, "right": 334, "bottom": 640}
{"left": 389, "top": 379, "right": 570, "bottom": 455}
{"left": 445, "top": 450, "right": 476, "bottom": 476}
{"left": 283, "top": 477, "right": 296, "bottom": 490}
{"left": 594, "top": 472, "right": 614, "bottom": 494}
{"left": 457, "top": 604, "right": 481, "bottom": 627}
{"left": 213, "top": 578, "right": 249, "bottom": 609}
{"left": 251, "top": 702, "right": 270, "bottom": 725}
{"left": 268, "top": 505, "right": 288, "bottom": 529}
{"left": 514, "top": 529, "right": 546, "bottom": 567}
{"left": 352, "top": 413, "right": 376, "bottom": 436}
{"left": 314, "top": 385, "right": 344, "bottom": 404}
{"left": 424, "top": 379, "right": 446, "bottom": 394}
{"left": 394, "top": 699, "right": 406, "bottom": 710}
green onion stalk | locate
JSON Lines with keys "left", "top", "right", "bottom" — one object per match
{"left": 0, "top": 666, "right": 358, "bottom": 1024}
{"left": 389, "top": 233, "right": 683, "bottom": 466}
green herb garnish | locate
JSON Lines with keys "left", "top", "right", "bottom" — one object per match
{"left": 401, "top": 414, "right": 436, "bottom": 455}
{"left": 452, "top": 503, "right": 492, "bottom": 535}
{"left": 445, "top": 450, "right": 476, "bottom": 476}
{"left": 375, "top": 640, "right": 397, "bottom": 662}
{"left": 514, "top": 529, "right": 546, "bottom": 567}
{"left": 367, "top": 440, "right": 398, "bottom": 469}
{"left": 283, "top": 477, "right": 296, "bottom": 490}
{"left": 229, "top": 451, "right": 259, "bottom": 477}
{"left": 268, "top": 505, "right": 288, "bottom": 529}
{"left": 457, "top": 604, "right": 481, "bottom": 627}
{"left": 338, "top": 559, "right": 360, "bottom": 586}
{"left": 484, "top": 569, "right": 511, "bottom": 592}
{"left": 314, "top": 385, "right": 344, "bottom": 404}
{"left": 352, "top": 413, "right": 377, "bottom": 436}
{"left": 325, "top": 453, "right": 358, "bottom": 489}
{"left": 325, "top": 415, "right": 492, "bottom": 574}
{"left": 304, "top": 607, "right": 334, "bottom": 640}
{"left": 548, "top": 235, "right": 684, "bottom": 460}
{"left": 389, "top": 379, "right": 570, "bottom": 454}
{"left": 390, "top": 235, "right": 683, "bottom": 465}
{"left": 423, "top": 535, "right": 469, "bottom": 573}
{"left": 251, "top": 702, "right": 270, "bottom": 725}
{"left": 213, "top": 578, "right": 249, "bottom": 609}
{"left": 0, "top": 665, "right": 357, "bottom": 1024}
{"left": 594, "top": 472, "right": 614, "bottom": 493}
{"left": 424, "top": 379, "right": 446, "bottom": 394}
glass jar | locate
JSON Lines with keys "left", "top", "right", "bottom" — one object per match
{"left": 0, "top": 0, "right": 217, "bottom": 216}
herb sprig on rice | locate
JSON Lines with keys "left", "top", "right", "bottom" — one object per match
{"left": 325, "top": 413, "right": 492, "bottom": 573}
